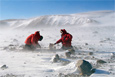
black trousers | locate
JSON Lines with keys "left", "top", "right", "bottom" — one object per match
{"left": 61, "top": 46, "right": 73, "bottom": 50}
{"left": 24, "top": 44, "right": 36, "bottom": 51}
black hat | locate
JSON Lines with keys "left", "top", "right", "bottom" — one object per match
{"left": 39, "top": 36, "right": 43, "bottom": 41}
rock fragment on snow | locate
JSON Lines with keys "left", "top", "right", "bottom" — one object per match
{"left": 3, "top": 47, "right": 8, "bottom": 50}
{"left": 85, "top": 43, "right": 88, "bottom": 45}
{"left": 1, "top": 65, "right": 8, "bottom": 70}
{"left": 51, "top": 54, "right": 70, "bottom": 65}
{"left": 97, "top": 59, "right": 107, "bottom": 64}
{"left": 0, "top": 74, "right": 24, "bottom": 77}
{"left": 76, "top": 60, "right": 95, "bottom": 76}
{"left": 65, "top": 49, "right": 75, "bottom": 58}
{"left": 51, "top": 54, "right": 60, "bottom": 62}
{"left": 9, "top": 44, "right": 14, "bottom": 46}
{"left": 60, "top": 58, "right": 70, "bottom": 65}
{"left": 9, "top": 47, "right": 16, "bottom": 51}
{"left": 111, "top": 53, "right": 115, "bottom": 59}
{"left": 88, "top": 52, "right": 93, "bottom": 55}
{"left": 65, "top": 52, "right": 71, "bottom": 58}
{"left": 49, "top": 43, "right": 56, "bottom": 50}
{"left": 68, "top": 49, "right": 75, "bottom": 54}
{"left": 13, "top": 39, "right": 18, "bottom": 42}
{"left": 58, "top": 73, "right": 81, "bottom": 77}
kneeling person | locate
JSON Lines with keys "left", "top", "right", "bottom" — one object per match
{"left": 24, "top": 31, "right": 43, "bottom": 51}
{"left": 54, "top": 29, "right": 73, "bottom": 50}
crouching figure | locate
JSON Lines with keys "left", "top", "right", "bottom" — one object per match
{"left": 24, "top": 31, "right": 43, "bottom": 51}
{"left": 54, "top": 29, "right": 75, "bottom": 57}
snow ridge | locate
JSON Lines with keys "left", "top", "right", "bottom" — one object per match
{"left": 0, "top": 10, "right": 114, "bottom": 29}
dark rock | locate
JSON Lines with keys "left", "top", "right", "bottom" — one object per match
{"left": 65, "top": 49, "right": 75, "bottom": 58}
{"left": 97, "top": 60, "right": 107, "bottom": 64}
{"left": 60, "top": 58, "right": 70, "bottom": 65}
{"left": 58, "top": 73, "right": 86, "bottom": 77}
{"left": 9, "top": 44, "right": 14, "bottom": 46}
{"left": 93, "top": 31, "right": 98, "bottom": 34}
{"left": 52, "top": 54, "right": 60, "bottom": 62}
{"left": 89, "top": 48, "right": 95, "bottom": 51}
{"left": 65, "top": 52, "right": 71, "bottom": 58}
{"left": 88, "top": 52, "right": 93, "bottom": 55}
{"left": 53, "top": 58, "right": 58, "bottom": 62}
{"left": 1, "top": 74, "right": 24, "bottom": 77}
{"left": 55, "top": 54, "right": 60, "bottom": 60}
{"left": 49, "top": 43, "right": 56, "bottom": 50}
{"left": 9, "top": 47, "right": 16, "bottom": 51}
{"left": 68, "top": 48, "right": 75, "bottom": 54}
{"left": 1, "top": 65, "right": 8, "bottom": 70}
{"left": 111, "top": 53, "right": 115, "bottom": 59}
{"left": 76, "top": 60, "right": 95, "bottom": 76}
{"left": 85, "top": 43, "right": 88, "bottom": 45}
{"left": 3, "top": 47, "right": 8, "bottom": 50}
{"left": 13, "top": 39, "right": 18, "bottom": 42}
{"left": 78, "top": 53, "right": 81, "bottom": 55}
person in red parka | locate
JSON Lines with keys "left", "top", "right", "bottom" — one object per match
{"left": 24, "top": 31, "right": 43, "bottom": 50}
{"left": 54, "top": 29, "right": 73, "bottom": 50}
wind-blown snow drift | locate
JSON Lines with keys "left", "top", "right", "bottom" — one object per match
{"left": 0, "top": 10, "right": 114, "bottom": 29}
{"left": 0, "top": 10, "right": 115, "bottom": 77}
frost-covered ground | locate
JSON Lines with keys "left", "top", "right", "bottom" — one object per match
{"left": 0, "top": 10, "right": 115, "bottom": 77}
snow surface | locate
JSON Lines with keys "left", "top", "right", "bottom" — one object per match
{"left": 0, "top": 10, "right": 115, "bottom": 77}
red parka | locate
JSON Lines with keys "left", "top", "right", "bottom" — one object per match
{"left": 56, "top": 29, "right": 72, "bottom": 47}
{"left": 25, "top": 31, "right": 40, "bottom": 46}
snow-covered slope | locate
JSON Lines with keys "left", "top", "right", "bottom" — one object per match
{"left": 0, "top": 10, "right": 115, "bottom": 77}
{"left": 0, "top": 10, "right": 114, "bottom": 29}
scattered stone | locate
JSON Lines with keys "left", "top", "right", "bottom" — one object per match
{"left": 88, "top": 52, "right": 93, "bottom": 55}
{"left": 100, "top": 44, "right": 102, "bottom": 46}
{"left": 97, "top": 59, "right": 107, "bottom": 64}
{"left": 3, "top": 47, "right": 8, "bottom": 50}
{"left": 65, "top": 49, "right": 75, "bottom": 58}
{"left": 68, "top": 48, "right": 75, "bottom": 54}
{"left": 49, "top": 43, "right": 56, "bottom": 50}
{"left": 111, "top": 53, "right": 115, "bottom": 59}
{"left": 51, "top": 54, "right": 70, "bottom": 65}
{"left": 19, "top": 45, "right": 25, "bottom": 48}
{"left": 55, "top": 54, "right": 60, "bottom": 60}
{"left": 73, "top": 46, "right": 78, "bottom": 50}
{"left": 60, "top": 58, "right": 70, "bottom": 65}
{"left": 106, "top": 38, "right": 111, "bottom": 41}
{"left": 65, "top": 52, "right": 71, "bottom": 58}
{"left": 58, "top": 73, "right": 83, "bottom": 77}
{"left": 53, "top": 58, "right": 58, "bottom": 63}
{"left": 89, "top": 48, "right": 95, "bottom": 51}
{"left": 93, "top": 31, "right": 98, "bottom": 34}
{"left": 84, "top": 56, "right": 91, "bottom": 59}
{"left": 9, "top": 47, "right": 16, "bottom": 51}
{"left": 51, "top": 54, "right": 60, "bottom": 62}
{"left": 78, "top": 53, "right": 81, "bottom": 55}
{"left": 9, "top": 44, "right": 14, "bottom": 46}
{"left": 0, "top": 74, "right": 24, "bottom": 77}
{"left": 85, "top": 43, "right": 88, "bottom": 45}
{"left": 79, "top": 47, "right": 82, "bottom": 49}
{"left": 1, "top": 65, "right": 8, "bottom": 70}
{"left": 76, "top": 60, "right": 95, "bottom": 76}
{"left": 24, "top": 62, "right": 26, "bottom": 64}
{"left": 92, "top": 56, "right": 95, "bottom": 58}
{"left": 13, "top": 39, "right": 18, "bottom": 42}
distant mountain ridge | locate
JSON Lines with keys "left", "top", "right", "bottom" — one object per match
{"left": 0, "top": 10, "right": 114, "bottom": 29}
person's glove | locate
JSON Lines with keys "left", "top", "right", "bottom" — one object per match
{"left": 54, "top": 43, "right": 56, "bottom": 45}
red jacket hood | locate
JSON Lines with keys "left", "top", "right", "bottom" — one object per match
{"left": 61, "top": 29, "right": 68, "bottom": 35}
{"left": 34, "top": 31, "right": 40, "bottom": 36}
